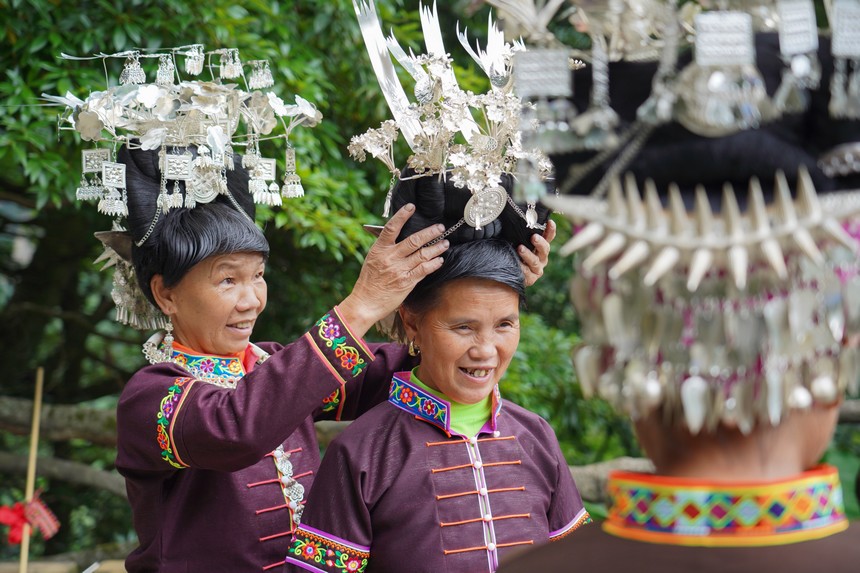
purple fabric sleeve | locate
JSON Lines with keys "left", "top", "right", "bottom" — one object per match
{"left": 117, "top": 309, "right": 411, "bottom": 473}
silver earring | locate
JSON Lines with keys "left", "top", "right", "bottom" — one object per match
{"left": 408, "top": 339, "right": 420, "bottom": 357}
{"left": 163, "top": 318, "right": 175, "bottom": 357}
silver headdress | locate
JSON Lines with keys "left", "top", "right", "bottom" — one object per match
{"left": 46, "top": 45, "right": 322, "bottom": 330}
{"left": 350, "top": 0, "right": 549, "bottom": 232}
{"left": 493, "top": 0, "right": 860, "bottom": 433}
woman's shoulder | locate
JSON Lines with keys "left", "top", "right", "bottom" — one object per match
{"left": 500, "top": 399, "right": 554, "bottom": 432}
{"left": 324, "top": 398, "right": 419, "bottom": 459}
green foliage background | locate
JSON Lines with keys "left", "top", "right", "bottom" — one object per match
{"left": 0, "top": 0, "right": 856, "bottom": 560}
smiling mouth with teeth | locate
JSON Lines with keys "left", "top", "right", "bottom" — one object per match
{"left": 462, "top": 368, "right": 489, "bottom": 377}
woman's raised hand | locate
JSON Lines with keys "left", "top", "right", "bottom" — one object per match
{"left": 338, "top": 204, "right": 450, "bottom": 338}
{"left": 519, "top": 219, "right": 556, "bottom": 287}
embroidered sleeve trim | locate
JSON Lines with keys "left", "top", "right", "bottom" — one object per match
{"left": 549, "top": 508, "right": 592, "bottom": 541}
{"left": 155, "top": 377, "right": 194, "bottom": 469}
{"left": 286, "top": 525, "right": 370, "bottom": 573}
{"left": 304, "top": 309, "right": 374, "bottom": 389}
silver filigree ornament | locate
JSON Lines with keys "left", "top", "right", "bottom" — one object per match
{"left": 351, "top": 0, "right": 546, "bottom": 231}
{"left": 47, "top": 44, "right": 322, "bottom": 330}
{"left": 119, "top": 51, "right": 145, "bottom": 85}
{"left": 772, "top": 0, "right": 821, "bottom": 114}
{"left": 676, "top": 11, "right": 777, "bottom": 137}
{"left": 248, "top": 60, "right": 274, "bottom": 90}
{"left": 545, "top": 171, "right": 860, "bottom": 433}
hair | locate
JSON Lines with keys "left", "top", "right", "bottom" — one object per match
{"left": 402, "top": 238, "right": 526, "bottom": 318}
{"left": 391, "top": 168, "right": 551, "bottom": 248}
{"left": 119, "top": 145, "right": 270, "bottom": 306}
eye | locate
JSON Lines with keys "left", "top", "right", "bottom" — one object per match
{"left": 498, "top": 320, "right": 517, "bottom": 329}
{"left": 454, "top": 324, "right": 473, "bottom": 332}
{"left": 220, "top": 277, "right": 236, "bottom": 286}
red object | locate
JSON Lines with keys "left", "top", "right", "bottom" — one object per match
{"left": 0, "top": 495, "right": 60, "bottom": 544}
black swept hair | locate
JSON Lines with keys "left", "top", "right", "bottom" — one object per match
{"left": 119, "top": 146, "right": 270, "bottom": 307}
{"left": 551, "top": 33, "right": 860, "bottom": 208}
{"left": 402, "top": 238, "right": 526, "bottom": 317}
{"left": 390, "top": 168, "right": 551, "bottom": 248}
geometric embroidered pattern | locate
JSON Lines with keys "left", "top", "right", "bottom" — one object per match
{"left": 155, "top": 377, "right": 193, "bottom": 469}
{"left": 286, "top": 525, "right": 370, "bottom": 573}
{"left": 604, "top": 465, "right": 849, "bottom": 547}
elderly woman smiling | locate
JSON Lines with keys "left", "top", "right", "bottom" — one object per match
{"left": 287, "top": 179, "right": 589, "bottom": 573}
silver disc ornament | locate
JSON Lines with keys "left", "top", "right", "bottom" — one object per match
{"left": 464, "top": 186, "right": 507, "bottom": 229}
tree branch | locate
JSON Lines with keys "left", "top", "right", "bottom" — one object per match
{"left": 0, "top": 396, "right": 116, "bottom": 446}
{"left": 0, "top": 452, "right": 126, "bottom": 498}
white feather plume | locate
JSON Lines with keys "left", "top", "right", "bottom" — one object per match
{"left": 353, "top": 0, "right": 422, "bottom": 149}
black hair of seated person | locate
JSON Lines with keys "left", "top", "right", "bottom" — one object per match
{"left": 401, "top": 238, "right": 526, "bottom": 319}
{"left": 119, "top": 145, "right": 270, "bottom": 307}
{"left": 551, "top": 33, "right": 860, "bottom": 210}
{"left": 389, "top": 168, "right": 551, "bottom": 249}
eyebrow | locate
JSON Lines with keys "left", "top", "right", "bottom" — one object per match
{"left": 447, "top": 313, "right": 519, "bottom": 324}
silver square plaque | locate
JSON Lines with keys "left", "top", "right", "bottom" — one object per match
{"left": 256, "top": 158, "right": 276, "bottom": 181}
{"left": 82, "top": 149, "right": 110, "bottom": 174}
{"left": 513, "top": 49, "right": 572, "bottom": 101}
{"left": 164, "top": 153, "right": 193, "bottom": 180}
{"left": 777, "top": 0, "right": 818, "bottom": 56}
{"left": 695, "top": 12, "right": 754, "bottom": 67}
{"left": 833, "top": 0, "right": 860, "bottom": 58}
{"left": 102, "top": 161, "right": 126, "bottom": 189}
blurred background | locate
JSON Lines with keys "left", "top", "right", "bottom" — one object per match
{"left": 0, "top": 0, "right": 856, "bottom": 563}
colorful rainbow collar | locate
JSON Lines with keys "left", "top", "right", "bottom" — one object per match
{"left": 604, "top": 465, "right": 848, "bottom": 547}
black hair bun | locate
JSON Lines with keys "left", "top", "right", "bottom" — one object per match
{"left": 119, "top": 145, "right": 255, "bottom": 246}
{"left": 391, "top": 167, "right": 550, "bottom": 248}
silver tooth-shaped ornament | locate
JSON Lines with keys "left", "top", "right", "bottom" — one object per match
{"left": 644, "top": 179, "right": 666, "bottom": 231}
{"left": 643, "top": 246, "right": 680, "bottom": 286}
{"left": 680, "top": 375, "right": 709, "bottom": 435}
{"left": 749, "top": 177, "right": 788, "bottom": 279}
{"left": 583, "top": 232, "right": 626, "bottom": 271}
{"left": 572, "top": 345, "right": 601, "bottom": 399}
{"left": 795, "top": 166, "right": 822, "bottom": 222}
{"left": 624, "top": 174, "right": 646, "bottom": 229}
{"left": 609, "top": 240, "right": 650, "bottom": 279}
{"left": 607, "top": 176, "right": 628, "bottom": 221}
{"left": 723, "top": 183, "right": 748, "bottom": 290}
{"left": 560, "top": 222, "right": 604, "bottom": 256}
{"left": 687, "top": 248, "right": 713, "bottom": 292}
{"left": 821, "top": 218, "right": 860, "bottom": 251}
{"left": 765, "top": 365, "right": 784, "bottom": 426}
{"left": 694, "top": 185, "right": 715, "bottom": 239}
{"left": 668, "top": 183, "right": 690, "bottom": 236}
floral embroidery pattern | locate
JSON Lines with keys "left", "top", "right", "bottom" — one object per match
{"left": 316, "top": 313, "right": 368, "bottom": 377}
{"left": 156, "top": 377, "right": 192, "bottom": 469}
{"left": 170, "top": 348, "right": 245, "bottom": 385}
{"left": 287, "top": 527, "right": 369, "bottom": 573}
{"left": 321, "top": 389, "right": 342, "bottom": 413}
{"left": 388, "top": 374, "right": 448, "bottom": 431}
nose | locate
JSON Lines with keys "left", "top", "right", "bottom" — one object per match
{"left": 236, "top": 283, "right": 264, "bottom": 312}
{"left": 468, "top": 332, "right": 497, "bottom": 361}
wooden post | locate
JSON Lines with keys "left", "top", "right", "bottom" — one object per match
{"left": 19, "top": 367, "right": 44, "bottom": 573}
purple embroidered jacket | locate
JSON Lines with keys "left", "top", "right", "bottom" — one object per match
{"left": 286, "top": 371, "right": 590, "bottom": 573}
{"left": 115, "top": 309, "right": 415, "bottom": 572}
